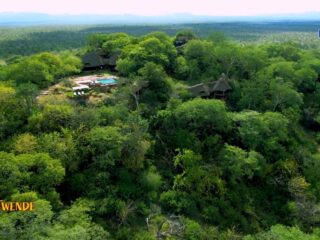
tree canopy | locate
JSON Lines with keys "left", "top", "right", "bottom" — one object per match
{"left": 1, "top": 30, "right": 320, "bottom": 239}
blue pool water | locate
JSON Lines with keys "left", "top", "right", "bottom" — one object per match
{"left": 97, "top": 78, "right": 117, "bottom": 85}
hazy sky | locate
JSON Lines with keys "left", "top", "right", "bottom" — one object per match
{"left": 0, "top": 0, "right": 319, "bottom": 16}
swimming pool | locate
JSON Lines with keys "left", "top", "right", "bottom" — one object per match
{"left": 97, "top": 78, "right": 117, "bottom": 85}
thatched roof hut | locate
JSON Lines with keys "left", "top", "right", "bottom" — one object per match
{"left": 82, "top": 51, "right": 105, "bottom": 69}
{"left": 187, "top": 83, "right": 211, "bottom": 97}
{"left": 211, "top": 73, "right": 232, "bottom": 92}
{"left": 82, "top": 50, "right": 120, "bottom": 70}
{"left": 187, "top": 74, "right": 232, "bottom": 98}
{"left": 103, "top": 51, "right": 120, "bottom": 67}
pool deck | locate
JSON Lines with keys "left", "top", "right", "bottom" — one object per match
{"left": 73, "top": 75, "right": 117, "bottom": 85}
{"left": 71, "top": 74, "right": 118, "bottom": 91}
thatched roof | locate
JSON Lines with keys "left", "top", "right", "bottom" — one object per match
{"left": 82, "top": 51, "right": 105, "bottom": 68}
{"left": 174, "top": 35, "right": 194, "bottom": 47}
{"left": 82, "top": 50, "right": 120, "bottom": 69}
{"left": 187, "top": 74, "right": 232, "bottom": 97}
{"left": 103, "top": 51, "right": 120, "bottom": 67}
{"left": 187, "top": 83, "right": 211, "bottom": 97}
{"left": 212, "top": 75, "right": 232, "bottom": 92}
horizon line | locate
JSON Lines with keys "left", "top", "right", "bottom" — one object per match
{"left": 1, "top": 11, "right": 320, "bottom": 17}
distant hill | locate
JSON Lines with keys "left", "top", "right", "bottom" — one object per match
{"left": 0, "top": 20, "right": 319, "bottom": 59}
{"left": 1, "top": 12, "right": 320, "bottom": 26}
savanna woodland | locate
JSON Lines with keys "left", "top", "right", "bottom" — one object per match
{"left": 1, "top": 28, "right": 320, "bottom": 240}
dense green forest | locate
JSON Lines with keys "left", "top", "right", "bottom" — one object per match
{"left": 1, "top": 28, "right": 320, "bottom": 239}
{"left": 1, "top": 21, "right": 320, "bottom": 59}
